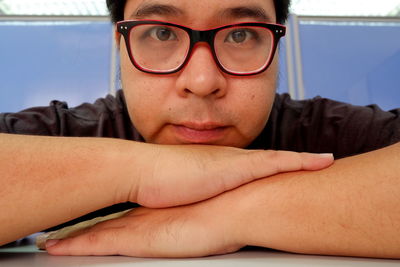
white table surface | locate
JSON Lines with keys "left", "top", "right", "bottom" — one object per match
{"left": 1, "top": 236, "right": 399, "bottom": 267}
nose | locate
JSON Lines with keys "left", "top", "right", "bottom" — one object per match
{"left": 175, "top": 43, "right": 227, "bottom": 98}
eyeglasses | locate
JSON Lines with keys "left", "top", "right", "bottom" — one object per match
{"left": 117, "top": 20, "right": 286, "bottom": 76}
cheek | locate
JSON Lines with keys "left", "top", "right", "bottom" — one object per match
{"left": 239, "top": 84, "right": 274, "bottom": 134}
{"left": 232, "top": 68, "right": 277, "bottom": 144}
{"left": 120, "top": 51, "right": 172, "bottom": 139}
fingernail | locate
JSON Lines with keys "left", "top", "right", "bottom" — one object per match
{"left": 46, "top": 239, "right": 60, "bottom": 249}
{"left": 318, "top": 153, "right": 334, "bottom": 158}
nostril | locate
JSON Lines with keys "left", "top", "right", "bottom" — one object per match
{"left": 213, "top": 89, "right": 220, "bottom": 95}
{"left": 184, "top": 88, "right": 191, "bottom": 94}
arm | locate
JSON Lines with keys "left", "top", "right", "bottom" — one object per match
{"left": 0, "top": 133, "right": 332, "bottom": 246}
{"left": 0, "top": 134, "right": 139, "bottom": 245}
{"left": 45, "top": 143, "right": 400, "bottom": 258}
{"left": 237, "top": 142, "right": 400, "bottom": 258}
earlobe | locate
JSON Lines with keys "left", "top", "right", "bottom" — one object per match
{"left": 114, "top": 27, "right": 122, "bottom": 49}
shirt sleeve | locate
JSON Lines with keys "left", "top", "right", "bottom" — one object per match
{"left": 0, "top": 91, "right": 138, "bottom": 140}
{"left": 260, "top": 94, "right": 400, "bottom": 159}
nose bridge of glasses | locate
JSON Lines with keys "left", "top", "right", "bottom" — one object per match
{"left": 185, "top": 29, "right": 221, "bottom": 72}
{"left": 190, "top": 29, "right": 216, "bottom": 47}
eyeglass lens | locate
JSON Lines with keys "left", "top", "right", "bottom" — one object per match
{"left": 215, "top": 26, "right": 273, "bottom": 74}
{"left": 128, "top": 24, "right": 274, "bottom": 74}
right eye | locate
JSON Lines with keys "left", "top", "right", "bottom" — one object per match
{"left": 148, "top": 26, "right": 177, "bottom": 41}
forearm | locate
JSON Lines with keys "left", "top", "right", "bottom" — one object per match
{"left": 0, "top": 133, "right": 142, "bottom": 245}
{"left": 233, "top": 143, "right": 400, "bottom": 258}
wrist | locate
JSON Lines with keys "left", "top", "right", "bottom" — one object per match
{"left": 202, "top": 184, "right": 257, "bottom": 249}
{"left": 231, "top": 171, "right": 318, "bottom": 250}
{"left": 105, "top": 139, "right": 155, "bottom": 205}
{"left": 217, "top": 176, "right": 283, "bottom": 248}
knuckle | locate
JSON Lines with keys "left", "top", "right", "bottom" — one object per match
{"left": 248, "top": 149, "right": 272, "bottom": 162}
{"left": 86, "top": 232, "right": 100, "bottom": 246}
{"left": 299, "top": 152, "right": 311, "bottom": 168}
{"left": 266, "top": 150, "right": 302, "bottom": 171}
{"left": 244, "top": 150, "right": 276, "bottom": 178}
{"left": 261, "top": 150, "right": 279, "bottom": 166}
{"left": 266, "top": 150, "right": 284, "bottom": 172}
{"left": 266, "top": 149, "right": 279, "bottom": 159}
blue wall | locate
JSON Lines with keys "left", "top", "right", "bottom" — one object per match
{"left": 0, "top": 19, "right": 399, "bottom": 112}
{"left": 299, "top": 21, "right": 400, "bottom": 111}
{"left": 0, "top": 21, "right": 112, "bottom": 112}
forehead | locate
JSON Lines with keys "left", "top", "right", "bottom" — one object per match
{"left": 124, "top": 0, "right": 276, "bottom": 26}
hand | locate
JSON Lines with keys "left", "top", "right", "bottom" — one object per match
{"left": 45, "top": 198, "right": 242, "bottom": 257}
{"left": 132, "top": 144, "right": 334, "bottom": 208}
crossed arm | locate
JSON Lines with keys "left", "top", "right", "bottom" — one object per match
{"left": 46, "top": 142, "right": 400, "bottom": 258}
{"left": 0, "top": 133, "right": 332, "bottom": 246}
{"left": 1, "top": 133, "right": 399, "bottom": 258}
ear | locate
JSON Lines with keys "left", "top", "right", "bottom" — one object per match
{"left": 114, "top": 25, "right": 121, "bottom": 49}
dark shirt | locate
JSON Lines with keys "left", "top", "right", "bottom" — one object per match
{"left": 1, "top": 90, "right": 399, "bottom": 229}
{"left": 1, "top": 90, "right": 399, "bottom": 157}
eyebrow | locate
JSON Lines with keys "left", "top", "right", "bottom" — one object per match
{"left": 220, "top": 6, "right": 273, "bottom": 22}
{"left": 132, "top": 3, "right": 184, "bottom": 19}
{"left": 130, "top": 3, "right": 273, "bottom": 23}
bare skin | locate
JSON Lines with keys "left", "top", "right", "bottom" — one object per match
{"left": 0, "top": 133, "right": 333, "bottom": 246}
{"left": 46, "top": 143, "right": 400, "bottom": 259}
{"left": 119, "top": 0, "right": 280, "bottom": 148}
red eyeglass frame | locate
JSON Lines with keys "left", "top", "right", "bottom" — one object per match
{"left": 117, "top": 20, "right": 286, "bottom": 76}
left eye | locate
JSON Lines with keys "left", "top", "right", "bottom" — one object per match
{"left": 225, "top": 29, "right": 254, "bottom": 43}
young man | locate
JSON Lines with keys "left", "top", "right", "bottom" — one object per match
{"left": 0, "top": 0, "right": 399, "bottom": 258}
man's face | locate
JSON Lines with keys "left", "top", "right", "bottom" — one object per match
{"left": 119, "top": 0, "right": 278, "bottom": 148}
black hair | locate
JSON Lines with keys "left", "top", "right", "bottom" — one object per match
{"left": 106, "top": 0, "right": 290, "bottom": 25}
{"left": 275, "top": 0, "right": 290, "bottom": 24}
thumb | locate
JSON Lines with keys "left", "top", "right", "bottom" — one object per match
{"left": 45, "top": 228, "right": 124, "bottom": 256}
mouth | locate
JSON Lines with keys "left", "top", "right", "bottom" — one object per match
{"left": 171, "top": 122, "right": 229, "bottom": 144}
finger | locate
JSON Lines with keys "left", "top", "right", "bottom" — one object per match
{"left": 45, "top": 224, "right": 178, "bottom": 258}
{"left": 45, "top": 227, "right": 128, "bottom": 256}
{"left": 45, "top": 209, "right": 152, "bottom": 256}
{"left": 296, "top": 152, "right": 335, "bottom": 171}
{"left": 149, "top": 151, "right": 334, "bottom": 208}
{"left": 215, "top": 151, "right": 334, "bottom": 192}
{"left": 239, "top": 150, "right": 333, "bottom": 179}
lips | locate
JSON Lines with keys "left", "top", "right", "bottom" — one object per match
{"left": 171, "top": 122, "right": 228, "bottom": 143}
{"left": 177, "top": 122, "right": 226, "bottom": 130}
